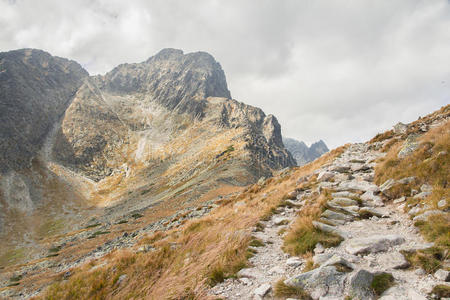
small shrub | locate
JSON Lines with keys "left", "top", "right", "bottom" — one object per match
{"left": 207, "top": 267, "right": 225, "bottom": 286}
{"left": 401, "top": 247, "right": 445, "bottom": 273}
{"left": 431, "top": 284, "right": 450, "bottom": 298}
{"left": 131, "top": 213, "right": 143, "bottom": 219}
{"left": 274, "top": 279, "right": 312, "bottom": 299}
{"left": 371, "top": 272, "right": 394, "bottom": 296}
{"left": 249, "top": 238, "right": 264, "bottom": 247}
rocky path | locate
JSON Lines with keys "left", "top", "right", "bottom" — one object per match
{"left": 209, "top": 143, "right": 447, "bottom": 299}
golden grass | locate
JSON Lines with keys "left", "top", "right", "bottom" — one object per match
{"left": 282, "top": 191, "right": 343, "bottom": 256}
{"left": 35, "top": 144, "right": 347, "bottom": 299}
{"left": 273, "top": 279, "right": 312, "bottom": 299}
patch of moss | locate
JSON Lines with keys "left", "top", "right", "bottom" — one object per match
{"left": 371, "top": 272, "right": 394, "bottom": 296}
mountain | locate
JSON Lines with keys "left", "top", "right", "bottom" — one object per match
{"left": 283, "top": 137, "right": 329, "bottom": 165}
{"left": 8, "top": 104, "right": 447, "bottom": 299}
{"left": 0, "top": 48, "right": 294, "bottom": 272}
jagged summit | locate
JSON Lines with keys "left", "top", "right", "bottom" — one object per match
{"left": 283, "top": 137, "right": 329, "bottom": 166}
{"left": 99, "top": 48, "right": 231, "bottom": 116}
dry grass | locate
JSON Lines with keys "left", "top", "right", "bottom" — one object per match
{"left": 282, "top": 191, "right": 343, "bottom": 256}
{"left": 401, "top": 247, "right": 447, "bottom": 274}
{"left": 273, "top": 279, "right": 312, "bottom": 299}
{"left": 37, "top": 158, "right": 323, "bottom": 299}
{"left": 374, "top": 120, "right": 450, "bottom": 257}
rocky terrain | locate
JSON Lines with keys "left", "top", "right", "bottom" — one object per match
{"left": 0, "top": 47, "right": 448, "bottom": 300}
{"left": 0, "top": 48, "right": 294, "bottom": 292}
{"left": 283, "top": 138, "right": 329, "bottom": 166}
{"left": 208, "top": 106, "right": 449, "bottom": 299}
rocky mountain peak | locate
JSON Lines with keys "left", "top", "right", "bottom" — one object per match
{"left": 283, "top": 137, "right": 329, "bottom": 166}
{"left": 0, "top": 48, "right": 88, "bottom": 172}
{"left": 99, "top": 48, "right": 231, "bottom": 117}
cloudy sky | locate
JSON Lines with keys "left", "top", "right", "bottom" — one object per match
{"left": 1, "top": 0, "right": 449, "bottom": 148}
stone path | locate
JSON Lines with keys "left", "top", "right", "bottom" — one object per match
{"left": 209, "top": 143, "right": 447, "bottom": 299}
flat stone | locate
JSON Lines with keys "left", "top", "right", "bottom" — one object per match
{"left": 329, "top": 197, "right": 358, "bottom": 207}
{"left": 359, "top": 207, "right": 389, "bottom": 218}
{"left": 285, "top": 266, "right": 345, "bottom": 299}
{"left": 361, "top": 191, "right": 383, "bottom": 206}
{"left": 345, "top": 234, "right": 405, "bottom": 255}
{"left": 286, "top": 257, "right": 303, "bottom": 267}
{"left": 318, "top": 171, "right": 335, "bottom": 182}
{"left": 313, "top": 253, "right": 334, "bottom": 265}
{"left": 408, "top": 206, "right": 421, "bottom": 216}
{"left": 378, "top": 251, "right": 410, "bottom": 269}
{"left": 326, "top": 202, "right": 360, "bottom": 217}
{"left": 237, "top": 268, "right": 263, "bottom": 279}
{"left": 254, "top": 283, "right": 271, "bottom": 297}
{"left": 413, "top": 210, "right": 445, "bottom": 222}
{"left": 330, "top": 164, "right": 351, "bottom": 173}
{"left": 322, "top": 255, "right": 355, "bottom": 270}
{"left": 312, "top": 221, "right": 348, "bottom": 239}
{"left": 321, "top": 209, "right": 354, "bottom": 221}
{"left": 338, "top": 180, "right": 380, "bottom": 193}
{"left": 434, "top": 269, "right": 450, "bottom": 281}
{"left": 273, "top": 217, "right": 290, "bottom": 225}
{"left": 285, "top": 199, "right": 303, "bottom": 207}
{"left": 393, "top": 196, "right": 406, "bottom": 204}
{"left": 413, "top": 191, "right": 431, "bottom": 200}
{"left": 332, "top": 191, "right": 359, "bottom": 198}
{"left": 319, "top": 217, "right": 346, "bottom": 226}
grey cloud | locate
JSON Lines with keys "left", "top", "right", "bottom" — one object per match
{"left": 0, "top": 0, "right": 449, "bottom": 148}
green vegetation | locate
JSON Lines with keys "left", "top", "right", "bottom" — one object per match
{"left": 401, "top": 247, "right": 446, "bottom": 274}
{"left": 431, "top": 285, "right": 450, "bottom": 298}
{"left": 37, "top": 218, "right": 65, "bottom": 238}
{"left": 274, "top": 279, "right": 312, "bottom": 299}
{"left": 0, "top": 247, "right": 26, "bottom": 266}
{"left": 87, "top": 231, "right": 111, "bottom": 239}
{"left": 131, "top": 213, "right": 143, "bottom": 219}
{"left": 284, "top": 224, "right": 342, "bottom": 255}
{"left": 249, "top": 238, "right": 264, "bottom": 247}
{"left": 371, "top": 272, "right": 394, "bottom": 296}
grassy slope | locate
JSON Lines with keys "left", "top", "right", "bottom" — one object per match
{"left": 35, "top": 146, "right": 345, "bottom": 299}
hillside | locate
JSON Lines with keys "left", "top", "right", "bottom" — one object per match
{"left": 0, "top": 48, "right": 295, "bottom": 285}
{"left": 1, "top": 96, "right": 447, "bottom": 299}
{"left": 283, "top": 138, "right": 329, "bottom": 166}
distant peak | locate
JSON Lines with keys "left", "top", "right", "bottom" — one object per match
{"left": 151, "top": 48, "right": 184, "bottom": 61}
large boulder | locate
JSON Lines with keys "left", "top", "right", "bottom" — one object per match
{"left": 345, "top": 235, "right": 405, "bottom": 255}
{"left": 348, "top": 269, "right": 376, "bottom": 300}
{"left": 285, "top": 266, "right": 345, "bottom": 299}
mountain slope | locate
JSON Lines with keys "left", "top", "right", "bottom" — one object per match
{"left": 283, "top": 137, "right": 329, "bottom": 165}
{"left": 20, "top": 104, "right": 447, "bottom": 300}
{"left": 0, "top": 48, "right": 294, "bottom": 276}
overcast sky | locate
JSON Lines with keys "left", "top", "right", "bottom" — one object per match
{"left": 1, "top": 0, "right": 449, "bottom": 148}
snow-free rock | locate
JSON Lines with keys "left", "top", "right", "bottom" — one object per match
{"left": 345, "top": 234, "right": 405, "bottom": 255}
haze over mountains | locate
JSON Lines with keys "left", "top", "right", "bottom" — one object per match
{"left": 283, "top": 137, "right": 329, "bottom": 166}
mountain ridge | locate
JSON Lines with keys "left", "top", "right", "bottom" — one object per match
{"left": 283, "top": 137, "right": 329, "bottom": 165}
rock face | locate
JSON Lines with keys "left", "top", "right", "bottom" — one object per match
{"left": 53, "top": 48, "right": 294, "bottom": 180}
{"left": 0, "top": 48, "right": 294, "bottom": 265}
{"left": 0, "top": 49, "right": 89, "bottom": 172}
{"left": 283, "top": 138, "right": 329, "bottom": 166}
